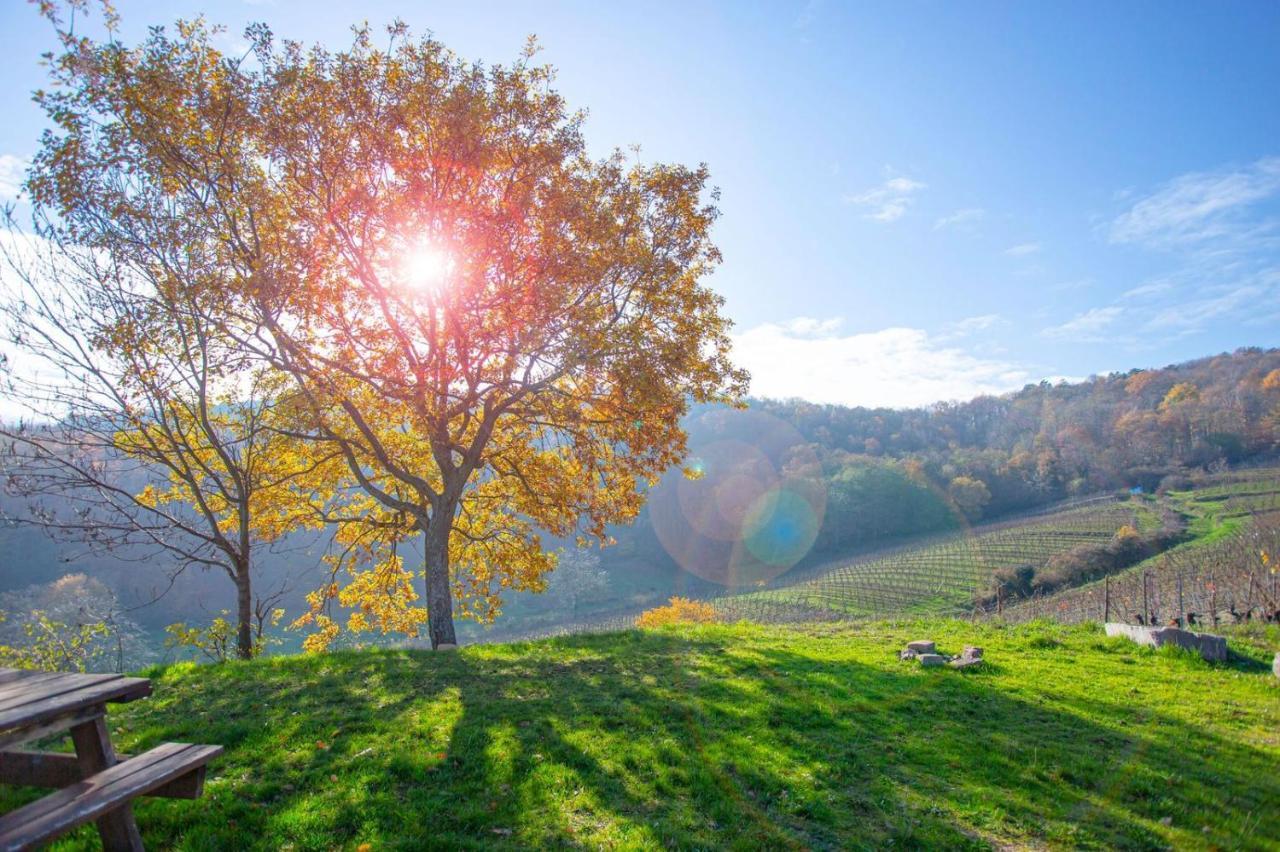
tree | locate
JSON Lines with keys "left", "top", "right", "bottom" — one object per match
{"left": 947, "top": 475, "right": 991, "bottom": 522}
{"left": 0, "top": 574, "right": 151, "bottom": 672}
{"left": 28, "top": 11, "right": 746, "bottom": 647}
{"left": 2, "top": 174, "right": 334, "bottom": 661}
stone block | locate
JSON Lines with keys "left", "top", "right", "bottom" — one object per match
{"left": 917, "top": 653, "right": 946, "bottom": 667}
{"left": 1104, "top": 623, "right": 1227, "bottom": 662}
{"left": 905, "top": 640, "right": 936, "bottom": 655}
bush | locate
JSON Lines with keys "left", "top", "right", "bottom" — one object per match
{"left": 636, "top": 597, "right": 718, "bottom": 628}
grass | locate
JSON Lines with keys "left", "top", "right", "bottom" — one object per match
{"left": 5, "top": 620, "right": 1278, "bottom": 850}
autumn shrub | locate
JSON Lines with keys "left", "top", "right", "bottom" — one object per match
{"left": 636, "top": 597, "right": 719, "bottom": 628}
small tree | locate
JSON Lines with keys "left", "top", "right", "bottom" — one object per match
{"left": 1, "top": 192, "right": 335, "bottom": 661}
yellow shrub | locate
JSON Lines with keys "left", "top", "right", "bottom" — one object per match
{"left": 636, "top": 597, "right": 718, "bottom": 628}
{"left": 1113, "top": 524, "right": 1141, "bottom": 543}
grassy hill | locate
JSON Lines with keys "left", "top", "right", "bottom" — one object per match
{"left": 7, "top": 620, "right": 1277, "bottom": 850}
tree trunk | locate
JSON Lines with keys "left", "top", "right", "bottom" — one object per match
{"left": 424, "top": 521, "right": 457, "bottom": 649}
{"left": 235, "top": 564, "right": 254, "bottom": 660}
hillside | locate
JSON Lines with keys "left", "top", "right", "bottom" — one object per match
{"left": 3, "top": 621, "right": 1276, "bottom": 850}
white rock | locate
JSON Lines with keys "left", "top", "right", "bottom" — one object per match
{"left": 905, "top": 640, "right": 936, "bottom": 655}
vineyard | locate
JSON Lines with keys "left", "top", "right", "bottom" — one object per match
{"left": 713, "top": 498, "right": 1148, "bottom": 621}
{"left": 998, "top": 471, "right": 1280, "bottom": 626}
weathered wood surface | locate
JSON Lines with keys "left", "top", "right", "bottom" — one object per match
{"left": 0, "top": 750, "right": 207, "bottom": 800}
{"left": 0, "top": 670, "right": 150, "bottom": 741}
{"left": 0, "top": 742, "right": 223, "bottom": 852}
{"left": 70, "top": 716, "right": 142, "bottom": 850}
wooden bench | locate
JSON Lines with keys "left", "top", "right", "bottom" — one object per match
{"left": 0, "top": 743, "right": 222, "bottom": 851}
{"left": 0, "top": 668, "right": 223, "bottom": 851}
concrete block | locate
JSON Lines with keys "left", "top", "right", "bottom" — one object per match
{"left": 905, "top": 640, "right": 936, "bottom": 655}
{"left": 917, "top": 653, "right": 946, "bottom": 667}
{"left": 1104, "top": 623, "right": 1227, "bottom": 662}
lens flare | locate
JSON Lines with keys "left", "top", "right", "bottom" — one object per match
{"left": 650, "top": 408, "right": 827, "bottom": 587}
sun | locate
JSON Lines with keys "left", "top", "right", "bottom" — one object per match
{"left": 401, "top": 241, "right": 455, "bottom": 290}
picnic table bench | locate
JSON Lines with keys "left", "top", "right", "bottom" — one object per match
{"left": 0, "top": 668, "right": 222, "bottom": 851}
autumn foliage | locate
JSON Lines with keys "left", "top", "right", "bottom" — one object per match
{"left": 636, "top": 597, "right": 719, "bottom": 628}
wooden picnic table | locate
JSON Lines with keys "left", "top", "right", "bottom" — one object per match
{"left": 0, "top": 668, "right": 222, "bottom": 852}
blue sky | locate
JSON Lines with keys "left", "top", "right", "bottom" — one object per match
{"left": 2, "top": 1, "right": 1278, "bottom": 408}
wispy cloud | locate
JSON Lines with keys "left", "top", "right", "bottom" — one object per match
{"left": 844, "top": 174, "right": 926, "bottom": 223}
{"left": 732, "top": 318, "right": 1036, "bottom": 408}
{"left": 794, "top": 0, "right": 822, "bottom": 28}
{"left": 933, "top": 207, "right": 985, "bottom": 231}
{"left": 1144, "top": 280, "right": 1273, "bottom": 333}
{"left": 1041, "top": 306, "right": 1124, "bottom": 342}
{"left": 1102, "top": 157, "right": 1280, "bottom": 335}
{"left": 1111, "top": 156, "right": 1280, "bottom": 249}
{"left": 945, "top": 313, "right": 1003, "bottom": 336}
{"left": 0, "top": 154, "right": 28, "bottom": 203}
{"left": 1120, "top": 281, "right": 1173, "bottom": 301}
{"left": 1003, "top": 242, "right": 1041, "bottom": 257}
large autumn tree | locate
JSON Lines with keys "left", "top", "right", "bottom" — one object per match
{"left": 30, "top": 8, "right": 746, "bottom": 647}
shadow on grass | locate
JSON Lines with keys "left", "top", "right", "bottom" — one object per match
{"left": 1, "top": 629, "right": 1275, "bottom": 850}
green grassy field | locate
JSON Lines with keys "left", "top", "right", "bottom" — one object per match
{"left": 7, "top": 620, "right": 1277, "bottom": 851}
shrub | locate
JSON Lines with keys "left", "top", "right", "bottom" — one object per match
{"left": 636, "top": 597, "right": 718, "bottom": 628}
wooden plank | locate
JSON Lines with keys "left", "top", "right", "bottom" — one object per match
{"left": 0, "top": 671, "right": 35, "bottom": 686}
{"left": 0, "top": 742, "right": 223, "bottom": 852}
{"left": 0, "top": 706, "right": 103, "bottom": 752}
{"left": 70, "top": 716, "right": 141, "bottom": 851}
{"left": 0, "top": 673, "right": 83, "bottom": 705}
{"left": 0, "top": 677, "right": 150, "bottom": 736}
{"left": 0, "top": 673, "right": 122, "bottom": 715}
{"left": 0, "top": 750, "right": 208, "bottom": 799}
{"left": 0, "top": 749, "right": 85, "bottom": 788}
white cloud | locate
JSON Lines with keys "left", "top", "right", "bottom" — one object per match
{"left": 1120, "top": 281, "right": 1173, "bottom": 301}
{"left": 1111, "top": 156, "right": 1280, "bottom": 249}
{"left": 943, "top": 313, "right": 1003, "bottom": 338}
{"left": 732, "top": 318, "right": 1035, "bottom": 408}
{"left": 0, "top": 155, "right": 28, "bottom": 203}
{"left": 1003, "top": 242, "right": 1041, "bottom": 257}
{"left": 843, "top": 175, "right": 926, "bottom": 222}
{"left": 933, "top": 207, "right": 985, "bottom": 230}
{"left": 779, "top": 316, "right": 844, "bottom": 337}
{"left": 1041, "top": 306, "right": 1124, "bottom": 342}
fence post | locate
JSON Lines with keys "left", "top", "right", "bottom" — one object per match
{"left": 1210, "top": 573, "right": 1218, "bottom": 627}
{"left": 1142, "top": 570, "right": 1149, "bottom": 625}
{"left": 1104, "top": 576, "right": 1111, "bottom": 623}
{"left": 1177, "top": 573, "right": 1184, "bottom": 627}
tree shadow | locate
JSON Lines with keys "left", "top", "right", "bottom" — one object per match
{"left": 2, "top": 629, "right": 1275, "bottom": 850}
